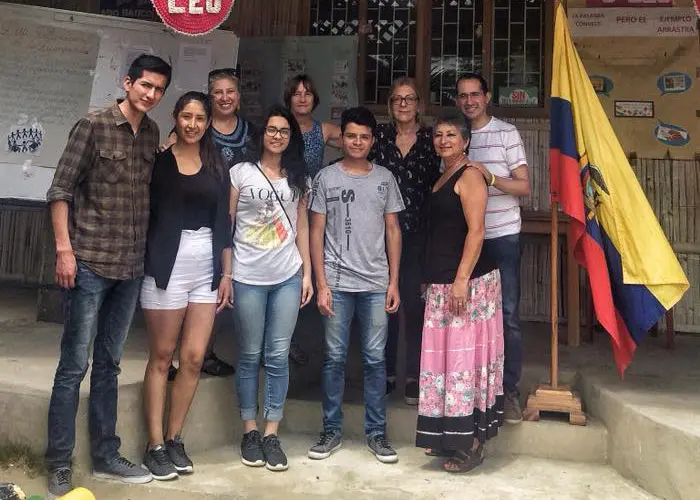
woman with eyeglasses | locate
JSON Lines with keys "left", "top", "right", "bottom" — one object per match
{"left": 141, "top": 92, "right": 232, "bottom": 480}
{"left": 368, "top": 77, "right": 440, "bottom": 405}
{"left": 229, "top": 105, "right": 313, "bottom": 472}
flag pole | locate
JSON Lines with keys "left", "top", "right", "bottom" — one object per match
{"left": 523, "top": 0, "right": 585, "bottom": 425}
{"left": 550, "top": 202, "right": 559, "bottom": 389}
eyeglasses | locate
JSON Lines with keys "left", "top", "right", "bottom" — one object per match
{"left": 208, "top": 67, "right": 239, "bottom": 79}
{"left": 390, "top": 95, "right": 419, "bottom": 105}
{"left": 265, "top": 126, "right": 291, "bottom": 139}
{"left": 456, "top": 92, "right": 484, "bottom": 101}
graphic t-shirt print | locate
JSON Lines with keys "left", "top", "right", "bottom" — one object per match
{"left": 244, "top": 197, "right": 289, "bottom": 249}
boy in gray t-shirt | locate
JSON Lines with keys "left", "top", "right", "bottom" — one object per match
{"left": 308, "top": 107, "right": 404, "bottom": 464}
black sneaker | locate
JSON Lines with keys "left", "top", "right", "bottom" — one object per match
{"left": 404, "top": 380, "right": 419, "bottom": 405}
{"left": 165, "top": 436, "right": 193, "bottom": 474}
{"left": 142, "top": 445, "right": 178, "bottom": 481}
{"left": 240, "top": 430, "right": 265, "bottom": 467}
{"left": 47, "top": 467, "right": 72, "bottom": 500}
{"left": 262, "top": 434, "right": 288, "bottom": 471}
{"left": 307, "top": 430, "right": 342, "bottom": 460}
{"left": 367, "top": 434, "right": 398, "bottom": 464}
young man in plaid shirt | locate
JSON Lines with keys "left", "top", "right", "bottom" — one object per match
{"left": 44, "top": 54, "right": 171, "bottom": 498}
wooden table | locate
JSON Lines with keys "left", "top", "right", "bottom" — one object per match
{"left": 521, "top": 210, "right": 580, "bottom": 347}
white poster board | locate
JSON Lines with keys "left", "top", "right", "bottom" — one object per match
{"left": 0, "top": 3, "right": 238, "bottom": 201}
{"left": 237, "top": 36, "right": 359, "bottom": 128}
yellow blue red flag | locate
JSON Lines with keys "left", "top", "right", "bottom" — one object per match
{"left": 550, "top": 4, "right": 689, "bottom": 375}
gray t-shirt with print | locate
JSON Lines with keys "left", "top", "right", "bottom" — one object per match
{"left": 310, "top": 161, "right": 405, "bottom": 292}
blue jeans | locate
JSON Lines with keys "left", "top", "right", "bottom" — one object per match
{"left": 322, "top": 290, "right": 388, "bottom": 437}
{"left": 233, "top": 272, "right": 301, "bottom": 421}
{"left": 45, "top": 261, "right": 141, "bottom": 471}
{"left": 483, "top": 233, "right": 522, "bottom": 395}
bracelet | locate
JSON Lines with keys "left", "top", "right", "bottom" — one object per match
{"left": 221, "top": 273, "right": 233, "bottom": 280}
{"left": 489, "top": 173, "right": 497, "bottom": 186}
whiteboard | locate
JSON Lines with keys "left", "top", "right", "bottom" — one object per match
{"left": 0, "top": 3, "right": 238, "bottom": 201}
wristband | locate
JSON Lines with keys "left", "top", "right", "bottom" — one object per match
{"left": 489, "top": 173, "right": 497, "bottom": 186}
{"left": 222, "top": 273, "right": 233, "bottom": 279}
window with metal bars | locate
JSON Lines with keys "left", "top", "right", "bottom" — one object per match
{"left": 430, "top": 0, "right": 484, "bottom": 106}
{"left": 309, "top": 0, "right": 548, "bottom": 113}
{"left": 492, "top": 0, "right": 545, "bottom": 108}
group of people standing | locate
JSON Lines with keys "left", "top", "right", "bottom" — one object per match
{"left": 43, "top": 54, "right": 529, "bottom": 498}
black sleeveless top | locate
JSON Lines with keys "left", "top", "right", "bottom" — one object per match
{"left": 422, "top": 166, "right": 496, "bottom": 284}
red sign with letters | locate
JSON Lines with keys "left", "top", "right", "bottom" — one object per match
{"left": 585, "top": 0, "right": 673, "bottom": 6}
{"left": 151, "top": 0, "right": 234, "bottom": 35}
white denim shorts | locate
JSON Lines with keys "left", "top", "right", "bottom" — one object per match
{"left": 140, "top": 228, "right": 218, "bottom": 310}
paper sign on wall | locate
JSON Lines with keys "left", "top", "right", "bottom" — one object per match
{"left": 569, "top": 8, "right": 697, "bottom": 37}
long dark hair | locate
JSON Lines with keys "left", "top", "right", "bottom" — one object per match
{"left": 172, "top": 91, "right": 226, "bottom": 182}
{"left": 254, "top": 105, "right": 308, "bottom": 195}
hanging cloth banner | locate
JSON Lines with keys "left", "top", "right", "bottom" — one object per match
{"left": 151, "top": 0, "right": 235, "bottom": 35}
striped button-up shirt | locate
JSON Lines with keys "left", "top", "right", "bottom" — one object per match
{"left": 47, "top": 101, "right": 160, "bottom": 280}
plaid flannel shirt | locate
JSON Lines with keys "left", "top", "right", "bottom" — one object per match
{"left": 47, "top": 101, "right": 160, "bottom": 280}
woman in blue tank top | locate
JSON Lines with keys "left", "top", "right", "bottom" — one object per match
{"left": 284, "top": 74, "right": 341, "bottom": 180}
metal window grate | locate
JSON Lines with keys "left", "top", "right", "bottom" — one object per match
{"left": 492, "top": 0, "right": 545, "bottom": 107}
{"left": 430, "top": 0, "right": 484, "bottom": 106}
{"left": 310, "top": 0, "right": 417, "bottom": 105}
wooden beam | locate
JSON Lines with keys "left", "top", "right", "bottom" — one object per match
{"left": 358, "top": 0, "right": 368, "bottom": 104}
{"left": 482, "top": 0, "right": 494, "bottom": 89}
{"left": 414, "top": 0, "right": 431, "bottom": 106}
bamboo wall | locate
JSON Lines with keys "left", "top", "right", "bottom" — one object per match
{"left": 505, "top": 117, "right": 700, "bottom": 332}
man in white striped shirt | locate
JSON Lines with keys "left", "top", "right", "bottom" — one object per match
{"left": 456, "top": 73, "right": 531, "bottom": 424}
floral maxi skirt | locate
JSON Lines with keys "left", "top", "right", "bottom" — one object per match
{"left": 415, "top": 270, "right": 505, "bottom": 451}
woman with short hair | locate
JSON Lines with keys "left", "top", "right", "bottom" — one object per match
{"left": 416, "top": 112, "right": 504, "bottom": 473}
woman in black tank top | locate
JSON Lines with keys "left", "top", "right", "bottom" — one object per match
{"left": 416, "top": 112, "right": 504, "bottom": 473}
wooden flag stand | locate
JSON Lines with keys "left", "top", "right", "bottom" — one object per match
{"left": 523, "top": 200, "right": 587, "bottom": 426}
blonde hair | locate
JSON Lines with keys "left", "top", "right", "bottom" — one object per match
{"left": 387, "top": 76, "right": 422, "bottom": 123}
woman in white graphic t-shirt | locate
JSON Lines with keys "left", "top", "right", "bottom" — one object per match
{"left": 229, "top": 105, "right": 313, "bottom": 472}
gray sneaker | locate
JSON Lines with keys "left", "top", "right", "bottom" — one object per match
{"left": 94, "top": 455, "right": 153, "bottom": 484}
{"left": 367, "top": 434, "right": 398, "bottom": 464}
{"left": 504, "top": 391, "right": 523, "bottom": 424}
{"left": 47, "top": 468, "right": 72, "bottom": 500}
{"left": 307, "top": 430, "right": 342, "bottom": 460}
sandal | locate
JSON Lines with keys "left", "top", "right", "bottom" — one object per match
{"left": 443, "top": 444, "right": 484, "bottom": 473}
{"left": 201, "top": 353, "right": 236, "bottom": 377}
{"left": 424, "top": 449, "right": 455, "bottom": 458}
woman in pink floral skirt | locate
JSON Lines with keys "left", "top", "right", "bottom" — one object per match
{"left": 416, "top": 112, "right": 504, "bottom": 473}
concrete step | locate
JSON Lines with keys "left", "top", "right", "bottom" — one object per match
{"left": 69, "top": 436, "right": 655, "bottom": 500}
{"left": 1, "top": 369, "right": 607, "bottom": 474}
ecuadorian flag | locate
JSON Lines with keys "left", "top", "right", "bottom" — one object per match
{"left": 550, "top": 5, "right": 689, "bottom": 375}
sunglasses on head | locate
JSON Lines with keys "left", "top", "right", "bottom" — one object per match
{"left": 208, "top": 67, "right": 240, "bottom": 79}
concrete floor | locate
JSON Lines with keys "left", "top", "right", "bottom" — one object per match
{"left": 3, "top": 438, "right": 658, "bottom": 500}
{"left": 1, "top": 286, "right": 699, "bottom": 499}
